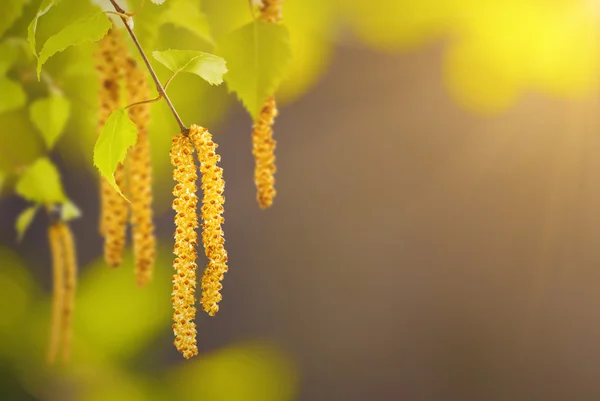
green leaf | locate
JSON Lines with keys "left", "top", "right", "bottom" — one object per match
{"left": 28, "top": 0, "right": 64, "bottom": 57}
{"left": 150, "top": 0, "right": 166, "bottom": 4}
{"left": 0, "top": 78, "right": 26, "bottom": 114}
{"left": 29, "top": 93, "right": 71, "bottom": 149}
{"left": 152, "top": 49, "right": 227, "bottom": 85}
{"left": 15, "top": 158, "right": 66, "bottom": 204}
{"left": 160, "top": 0, "right": 213, "bottom": 45}
{"left": 217, "top": 21, "right": 293, "bottom": 119}
{"left": 37, "top": 12, "right": 111, "bottom": 80}
{"left": 93, "top": 109, "right": 138, "bottom": 199}
{"left": 0, "top": 0, "right": 25, "bottom": 39}
{"left": 0, "top": 41, "right": 18, "bottom": 75}
{"left": 61, "top": 200, "right": 82, "bottom": 221}
{"left": 15, "top": 206, "right": 39, "bottom": 242}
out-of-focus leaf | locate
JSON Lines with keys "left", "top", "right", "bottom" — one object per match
{"left": 29, "top": 92, "right": 71, "bottom": 149}
{"left": 15, "top": 157, "right": 66, "bottom": 204}
{"left": 0, "top": 78, "right": 26, "bottom": 114}
{"left": 0, "top": 169, "right": 6, "bottom": 192}
{"left": 160, "top": 0, "right": 213, "bottom": 44}
{"left": 61, "top": 200, "right": 81, "bottom": 221}
{"left": 37, "top": 12, "right": 111, "bottom": 79}
{"left": 0, "top": 41, "right": 19, "bottom": 75}
{"left": 93, "top": 109, "right": 138, "bottom": 199}
{"left": 167, "top": 343, "right": 298, "bottom": 401}
{"left": 0, "top": 0, "right": 25, "bottom": 39}
{"left": 74, "top": 247, "right": 172, "bottom": 359}
{"left": 150, "top": 0, "right": 166, "bottom": 4}
{"left": 217, "top": 21, "right": 293, "bottom": 119}
{"left": 28, "top": 0, "right": 64, "bottom": 57}
{"left": 15, "top": 206, "right": 39, "bottom": 242}
{"left": 152, "top": 49, "right": 227, "bottom": 85}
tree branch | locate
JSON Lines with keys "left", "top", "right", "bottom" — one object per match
{"left": 109, "top": 0, "right": 187, "bottom": 133}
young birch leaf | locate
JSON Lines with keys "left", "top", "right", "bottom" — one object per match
{"left": 37, "top": 12, "right": 111, "bottom": 79}
{"left": 153, "top": 49, "right": 227, "bottom": 85}
{"left": 0, "top": 0, "right": 25, "bottom": 39}
{"left": 15, "top": 158, "right": 67, "bottom": 204}
{"left": 93, "top": 109, "right": 138, "bottom": 199}
{"left": 217, "top": 21, "right": 293, "bottom": 119}
{"left": 28, "top": 0, "right": 64, "bottom": 57}
{"left": 0, "top": 78, "right": 26, "bottom": 114}
{"left": 29, "top": 93, "right": 71, "bottom": 150}
{"left": 16, "top": 206, "right": 40, "bottom": 242}
{"left": 61, "top": 200, "right": 82, "bottom": 221}
{"left": 160, "top": 0, "right": 213, "bottom": 45}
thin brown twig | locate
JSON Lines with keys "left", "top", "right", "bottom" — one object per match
{"left": 109, "top": 0, "right": 187, "bottom": 133}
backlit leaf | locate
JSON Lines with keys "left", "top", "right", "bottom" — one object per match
{"left": 37, "top": 12, "right": 111, "bottom": 79}
{"left": 217, "top": 21, "right": 292, "bottom": 119}
{"left": 15, "top": 206, "right": 39, "bottom": 242}
{"left": 0, "top": 41, "right": 18, "bottom": 75}
{"left": 29, "top": 92, "right": 71, "bottom": 149}
{"left": 0, "top": 78, "right": 26, "bottom": 114}
{"left": 93, "top": 109, "right": 138, "bottom": 199}
{"left": 160, "top": 0, "right": 213, "bottom": 44}
{"left": 152, "top": 49, "right": 227, "bottom": 85}
{"left": 15, "top": 157, "right": 66, "bottom": 204}
{"left": 61, "top": 200, "right": 82, "bottom": 221}
{"left": 28, "top": 0, "right": 64, "bottom": 57}
{"left": 0, "top": 0, "right": 25, "bottom": 39}
{"left": 150, "top": 0, "right": 166, "bottom": 4}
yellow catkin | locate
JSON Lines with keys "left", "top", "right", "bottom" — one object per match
{"left": 58, "top": 223, "right": 77, "bottom": 363}
{"left": 170, "top": 134, "right": 199, "bottom": 359}
{"left": 96, "top": 26, "right": 129, "bottom": 267}
{"left": 47, "top": 224, "right": 64, "bottom": 365}
{"left": 253, "top": 1, "right": 282, "bottom": 209}
{"left": 188, "top": 125, "right": 228, "bottom": 316}
{"left": 125, "top": 58, "right": 156, "bottom": 286}
{"left": 252, "top": 96, "right": 278, "bottom": 209}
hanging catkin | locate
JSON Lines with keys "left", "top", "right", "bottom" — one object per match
{"left": 125, "top": 57, "right": 156, "bottom": 286}
{"left": 170, "top": 134, "right": 199, "bottom": 359}
{"left": 47, "top": 223, "right": 64, "bottom": 364}
{"left": 188, "top": 125, "right": 228, "bottom": 316}
{"left": 252, "top": 0, "right": 283, "bottom": 209}
{"left": 96, "top": 26, "right": 129, "bottom": 268}
{"left": 47, "top": 221, "right": 77, "bottom": 364}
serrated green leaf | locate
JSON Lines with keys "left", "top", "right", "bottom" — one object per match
{"left": 152, "top": 49, "right": 227, "bottom": 85}
{"left": 61, "top": 200, "right": 81, "bottom": 221}
{"left": 0, "top": 78, "right": 26, "bottom": 114}
{"left": 217, "top": 21, "right": 293, "bottom": 119}
{"left": 160, "top": 0, "right": 213, "bottom": 44}
{"left": 15, "top": 206, "right": 39, "bottom": 242}
{"left": 93, "top": 109, "right": 138, "bottom": 199}
{"left": 0, "top": 0, "right": 25, "bottom": 39}
{"left": 15, "top": 158, "right": 66, "bottom": 204}
{"left": 0, "top": 41, "right": 18, "bottom": 75}
{"left": 29, "top": 93, "right": 71, "bottom": 150}
{"left": 37, "top": 12, "right": 111, "bottom": 80}
{"left": 28, "top": 0, "right": 64, "bottom": 57}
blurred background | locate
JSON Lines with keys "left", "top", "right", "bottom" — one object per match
{"left": 2, "top": 0, "right": 600, "bottom": 400}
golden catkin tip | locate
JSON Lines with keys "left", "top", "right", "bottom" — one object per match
{"left": 252, "top": 96, "right": 278, "bottom": 209}
{"left": 170, "top": 134, "right": 199, "bottom": 358}
{"left": 188, "top": 125, "right": 229, "bottom": 317}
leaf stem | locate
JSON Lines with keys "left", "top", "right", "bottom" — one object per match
{"left": 124, "top": 94, "right": 162, "bottom": 110}
{"left": 109, "top": 0, "right": 187, "bottom": 133}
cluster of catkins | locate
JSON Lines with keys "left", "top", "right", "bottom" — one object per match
{"left": 96, "top": 26, "right": 156, "bottom": 287}
{"left": 47, "top": 220, "right": 77, "bottom": 364}
{"left": 170, "top": 126, "right": 228, "bottom": 358}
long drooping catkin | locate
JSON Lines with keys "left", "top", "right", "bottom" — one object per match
{"left": 59, "top": 223, "right": 77, "bottom": 362}
{"left": 125, "top": 58, "right": 156, "bottom": 286}
{"left": 252, "top": 0, "right": 283, "bottom": 209}
{"left": 96, "top": 26, "right": 129, "bottom": 267}
{"left": 47, "top": 224, "right": 64, "bottom": 365}
{"left": 252, "top": 96, "right": 278, "bottom": 209}
{"left": 170, "top": 134, "right": 199, "bottom": 359}
{"left": 189, "top": 125, "right": 228, "bottom": 316}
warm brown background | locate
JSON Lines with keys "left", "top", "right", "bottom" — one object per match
{"left": 3, "top": 40, "right": 600, "bottom": 400}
